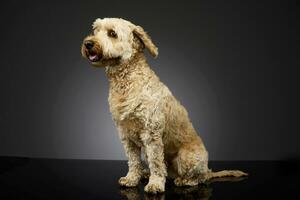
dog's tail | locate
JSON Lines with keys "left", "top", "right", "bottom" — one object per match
{"left": 206, "top": 170, "right": 248, "bottom": 180}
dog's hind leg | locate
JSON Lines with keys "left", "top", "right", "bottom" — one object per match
{"left": 173, "top": 141, "right": 210, "bottom": 186}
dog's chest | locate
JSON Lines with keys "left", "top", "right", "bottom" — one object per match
{"left": 109, "top": 89, "right": 148, "bottom": 147}
{"left": 109, "top": 93, "right": 137, "bottom": 120}
{"left": 119, "top": 118, "right": 144, "bottom": 146}
{"left": 108, "top": 81, "right": 145, "bottom": 122}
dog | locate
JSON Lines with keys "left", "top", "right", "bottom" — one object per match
{"left": 81, "top": 18, "right": 247, "bottom": 194}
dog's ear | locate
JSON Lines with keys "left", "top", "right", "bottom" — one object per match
{"left": 133, "top": 25, "right": 158, "bottom": 58}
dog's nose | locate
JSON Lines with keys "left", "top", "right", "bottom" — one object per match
{"left": 84, "top": 40, "right": 94, "bottom": 50}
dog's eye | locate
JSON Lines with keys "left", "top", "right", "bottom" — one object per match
{"left": 108, "top": 30, "right": 117, "bottom": 38}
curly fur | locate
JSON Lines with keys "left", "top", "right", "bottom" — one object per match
{"left": 81, "top": 18, "right": 247, "bottom": 194}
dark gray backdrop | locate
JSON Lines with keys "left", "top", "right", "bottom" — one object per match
{"left": 0, "top": 0, "right": 298, "bottom": 160}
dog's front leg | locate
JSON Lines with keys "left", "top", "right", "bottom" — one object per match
{"left": 119, "top": 137, "right": 143, "bottom": 187}
{"left": 141, "top": 130, "right": 167, "bottom": 193}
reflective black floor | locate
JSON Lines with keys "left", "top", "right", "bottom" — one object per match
{"left": 0, "top": 157, "right": 299, "bottom": 199}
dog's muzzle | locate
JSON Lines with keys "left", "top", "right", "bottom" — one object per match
{"left": 83, "top": 40, "right": 103, "bottom": 62}
{"left": 84, "top": 40, "right": 94, "bottom": 50}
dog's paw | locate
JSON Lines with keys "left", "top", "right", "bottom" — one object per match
{"left": 144, "top": 182, "right": 165, "bottom": 194}
{"left": 119, "top": 176, "right": 139, "bottom": 187}
{"left": 144, "top": 176, "right": 165, "bottom": 194}
{"left": 174, "top": 177, "right": 183, "bottom": 186}
{"left": 174, "top": 177, "right": 198, "bottom": 186}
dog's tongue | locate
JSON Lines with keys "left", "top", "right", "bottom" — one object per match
{"left": 89, "top": 54, "right": 99, "bottom": 61}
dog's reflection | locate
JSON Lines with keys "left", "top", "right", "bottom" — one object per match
{"left": 119, "top": 185, "right": 211, "bottom": 200}
{"left": 119, "top": 176, "right": 247, "bottom": 200}
{"left": 120, "top": 187, "right": 165, "bottom": 200}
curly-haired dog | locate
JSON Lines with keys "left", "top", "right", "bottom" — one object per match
{"left": 81, "top": 18, "right": 247, "bottom": 194}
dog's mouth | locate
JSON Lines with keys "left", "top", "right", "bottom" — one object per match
{"left": 85, "top": 51, "right": 120, "bottom": 64}
{"left": 82, "top": 44, "right": 121, "bottom": 67}
{"left": 88, "top": 52, "right": 102, "bottom": 62}
{"left": 86, "top": 52, "right": 121, "bottom": 66}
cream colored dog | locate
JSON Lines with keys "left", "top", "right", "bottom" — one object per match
{"left": 81, "top": 18, "right": 247, "bottom": 194}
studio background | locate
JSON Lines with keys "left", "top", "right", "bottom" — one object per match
{"left": 0, "top": 0, "right": 298, "bottom": 160}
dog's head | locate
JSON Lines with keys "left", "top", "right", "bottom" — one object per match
{"left": 81, "top": 18, "right": 158, "bottom": 67}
